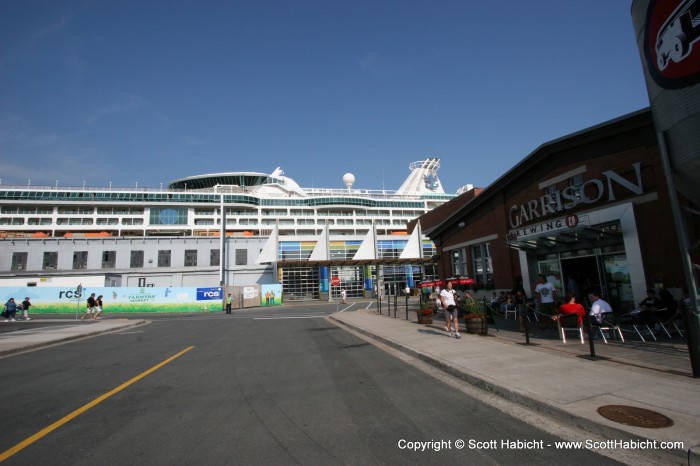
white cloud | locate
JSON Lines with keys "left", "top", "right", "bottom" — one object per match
{"left": 84, "top": 95, "right": 146, "bottom": 124}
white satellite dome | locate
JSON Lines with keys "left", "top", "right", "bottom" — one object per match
{"left": 342, "top": 173, "right": 355, "bottom": 190}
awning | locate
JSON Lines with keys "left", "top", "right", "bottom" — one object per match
{"left": 419, "top": 277, "right": 475, "bottom": 288}
{"left": 419, "top": 280, "right": 444, "bottom": 288}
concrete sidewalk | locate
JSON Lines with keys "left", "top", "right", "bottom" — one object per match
{"left": 329, "top": 307, "right": 700, "bottom": 465}
{"left": 0, "top": 318, "right": 147, "bottom": 356}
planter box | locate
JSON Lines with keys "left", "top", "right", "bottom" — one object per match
{"left": 464, "top": 316, "right": 488, "bottom": 334}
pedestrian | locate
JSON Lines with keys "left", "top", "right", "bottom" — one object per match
{"left": 535, "top": 274, "right": 557, "bottom": 329}
{"left": 21, "top": 297, "right": 32, "bottom": 321}
{"left": 225, "top": 293, "right": 232, "bottom": 314}
{"left": 340, "top": 288, "right": 347, "bottom": 304}
{"left": 94, "top": 295, "right": 104, "bottom": 319}
{"left": 440, "top": 281, "right": 461, "bottom": 338}
{"left": 511, "top": 276, "right": 527, "bottom": 332}
{"left": 81, "top": 293, "right": 97, "bottom": 321}
{"left": 3, "top": 297, "right": 18, "bottom": 322}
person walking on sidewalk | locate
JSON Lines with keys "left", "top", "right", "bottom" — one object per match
{"left": 3, "top": 297, "right": 18, "bottom": 322}
{"left": 93, "top": 295, "right": 104, "bottom": 319}
{"left": 340, "top": 289, "right": 347, "bottom": 304}
{"left": 440, "top": 281, "right": 460, "bottom": 338}
{"left": 81, "top": 293, "right": 97, "bottom": 321}
{"left": 20, "top": 297, "right": 32, "bottom": 321}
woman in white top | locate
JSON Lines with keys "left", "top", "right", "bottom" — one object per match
{"left": 440, "top": 281, "right": 460, "bottom": 338}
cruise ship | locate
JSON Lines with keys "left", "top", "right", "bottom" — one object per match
{"left": 0, "top": 158, "right": 463, "bottom": 301}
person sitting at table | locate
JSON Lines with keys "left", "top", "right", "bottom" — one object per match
{"left": 552, "top": 293, "right": 585, "bottom": 327}
{"left": 654, "top": 288, "right": 677, "bottom": 327}
{"left": 588, "top": 289, "right": 613, "bottom": 326}
{"left": 638, "top": 288, "right": 660, "bottom": 325}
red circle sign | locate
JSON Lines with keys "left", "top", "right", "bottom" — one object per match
{"left": 331, "top": 277, "right": 341, "bottom": 286}
{"left": 565, "top": 214, "right": 579, "bottom": 228}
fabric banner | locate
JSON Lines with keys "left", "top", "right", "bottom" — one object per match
{"left": 261, "top": 284, "right": 282, "bottom": 306}
{"left": 0, "top": 286, "right": 223, "bottom": 314}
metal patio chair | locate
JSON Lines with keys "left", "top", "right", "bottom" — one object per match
{"left": 556, "top": 314, "right": 584, "bottom": 344}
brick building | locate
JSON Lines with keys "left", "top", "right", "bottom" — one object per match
{"left": 418, "top": 108, "right": 698, "bottom": 311}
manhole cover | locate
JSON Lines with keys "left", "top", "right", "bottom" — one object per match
{"left": 597, "top": 405, "right": 673, "bottom": 428}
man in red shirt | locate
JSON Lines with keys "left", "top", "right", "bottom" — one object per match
{"left": 552, "top": 293, "right": 585, "bottom": 327}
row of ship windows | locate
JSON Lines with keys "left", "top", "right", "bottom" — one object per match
{"left": 0, "top": 192, "right": 429, "bottom": 208}
{"left": 1, "top": 218, "right": 407, "bottom": 227}
{"left": 0, "top": 206, "right": 423, "bottom": 217}
{"left": 195, "top": 219, "right": 406, "bottom": 226}
{"left": 1, "top": 218, "right": 144, "bottom": 226}
{"left": 0, "top": 207, "right": 145, "bottom": 215}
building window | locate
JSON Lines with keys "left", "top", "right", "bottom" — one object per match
{"left": 73, "top": 251, "right": 88, "bottom": 270}
{"left": 210, "top": 249, "right": 220, "bottom": 267}
{"left": 102, "top": 251, "right": 116, "bottom": 269}
{"left": 471, "top": 243, "right": 493, "bottom": 285}
{"left": 158, "top": 250, "right": 171, "bottom": 267}
{"left": 451, "top": 249, "right": 465, "bottom": 276}
{"left": 185, "top": 249, "right": 198, "bottom": 267}
{"left": 11, "top": 252, "right": 28, "bottom": 271}
{"left": 43, "top": 252, "right": 58, "bottom": 270}
{"left": 131, "top": 250, "right": 144, "bottom": 268}
{"left": 235, "top": 249, "right": 248, "bottom": 266}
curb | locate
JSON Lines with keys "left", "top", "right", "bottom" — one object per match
{"left": 0, "top": 320, "right": 149, "bottom": 357}
{"left": 329, "top": 314, "right": 692, "bottom": 465}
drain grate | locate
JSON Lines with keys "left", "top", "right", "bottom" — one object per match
{"left": 597, "top": 405, "right": 673, "bottom": 428}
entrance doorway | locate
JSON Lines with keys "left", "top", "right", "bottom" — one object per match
{"left": 560, "top": 256, "right": 601, "bottom": 305}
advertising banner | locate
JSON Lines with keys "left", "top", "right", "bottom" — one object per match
{"left": 261, "top": 284, "right": 282, "bottom": 306}
{"left": 0, "top": 286, "right": 223, "bottom": 314}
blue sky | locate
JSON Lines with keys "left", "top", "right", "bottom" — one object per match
{"left": 1, "top": 1, "right": 650, "bottom": 193}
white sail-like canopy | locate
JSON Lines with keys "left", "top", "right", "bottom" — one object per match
{"left": 399, "top": 222, "right": 423, "bottom": 259}
{"left": 308, "top": 225, "right": 329, "bottom": 261}
{"left": 353, "top": 225, "right": 377, "bottom": 260}
{"left": 255, "top": 224, "right": 278, "bottom": 264}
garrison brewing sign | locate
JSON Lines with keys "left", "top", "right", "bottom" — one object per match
{"left": 0, "top": 286, "right": 223, "bottom": 313}
{"left": 632, "top": 0, "right": 700, "bottom": 207}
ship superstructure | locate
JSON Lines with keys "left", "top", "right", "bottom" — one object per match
{"left": 0, "top": 158, "right": 462, "bottom": 300}
{"left": 0, "top": 158, "right": 453, "bottom": 239}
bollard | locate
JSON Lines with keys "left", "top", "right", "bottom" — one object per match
{"left": 405, "top": 295, "right": 409, "bottom": 320}
{"left": 524, "top": 305, "right": 531, "bottom": 345}
{"left": 393, "top": 296, "right": 398, "bottom": 318}
{"left": 586, "top": 314, "right": 597, "bottom": 358}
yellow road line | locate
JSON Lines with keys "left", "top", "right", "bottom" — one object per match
{"left": 0, "top": 345, "right": 195, "bottom": 462}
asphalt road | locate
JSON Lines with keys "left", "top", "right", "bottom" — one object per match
{"left": 0, "top": 304, "right": 621, "bottom": 465}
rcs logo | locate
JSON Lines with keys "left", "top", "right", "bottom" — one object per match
{"left": 59, "top": 289, "right": 83, "bottom": 299}
{"left": 197, "top": 287, "right": 223, "bottom": 301}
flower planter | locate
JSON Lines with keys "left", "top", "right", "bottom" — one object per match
{"left": 464, "top": 315, "right": 488, "bottom": 335}
{"left": 417, "top": 311, "right": 434, "bottom": 324}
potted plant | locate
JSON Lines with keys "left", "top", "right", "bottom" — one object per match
{"left": 461, "top": 298, "right": 487, "bottom": 334}
{"left": 417, "top": 307, "right": 434, "bottom": 324}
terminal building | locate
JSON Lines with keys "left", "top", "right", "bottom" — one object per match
{"left": 0, "top": 159, "right": 461, "bottom": 301}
